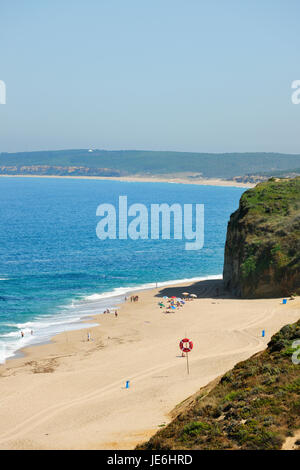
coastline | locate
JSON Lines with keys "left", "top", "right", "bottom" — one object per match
{"left": 0, "top": 277, "right": 298, "bottom": 449}
{"left": 0, "top": 174, "right": 254, "bottom": 188}
{"left": 1, "top": 275, "right": 222, "bottom": 365}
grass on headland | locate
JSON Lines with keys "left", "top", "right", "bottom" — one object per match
{"left": 224, "top": 177, "right": 300, "bottom": 297}
{"left": 137, "top": 319, "right": 300, "bottom": 450}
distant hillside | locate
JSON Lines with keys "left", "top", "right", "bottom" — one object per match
{"left": 223, "top": 177, "right": 300, "bottom": 298}
{"left": 1, "top": 149, "right": 300, "bottom": 179}
{"left": 234, "top": 168, "right": 300, "bottom": 184}
{"left": 138, "top": 319, "right": 300, "bottom": 450}
{"left": 0, "top": 165, "right": 122, "bottom": 177}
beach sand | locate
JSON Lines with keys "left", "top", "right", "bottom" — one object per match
{"left": 0, "top": 174, "right": 254, "bottom": 188}
{"left": 0, "top": 279, "right": 298, "bottom": 450}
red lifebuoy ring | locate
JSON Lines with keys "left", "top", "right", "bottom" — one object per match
{"left": 179, "top": 338, "right": 193, "bottom": 353}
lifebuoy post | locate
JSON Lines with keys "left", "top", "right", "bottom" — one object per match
{"left": 179, "top": 338, "right": 193, "bottom": 375}
{"left": 186, "top": 351, "right": 189, "bottom": 375}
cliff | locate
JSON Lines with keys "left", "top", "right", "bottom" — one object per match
{"left": 223, "top": 177, "right": 300, "bottom": 298}
{"left": 138, "top": 319, "right": 300, "bottom": 450}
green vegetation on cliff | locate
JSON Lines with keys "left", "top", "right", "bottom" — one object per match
{"left": 223, "top": 177, "right": 300, "bottom": 298}
{"left": 138, "top": 320, "right": 300, "bottom": 450}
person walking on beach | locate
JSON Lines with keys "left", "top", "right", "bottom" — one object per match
{"left": 115, "top": 310, "right": 118, "bottom": 318}
{"left": 21, "top": 331, "right": 24, "bottom": 338}
{"left": 87, "top": 332, "right": 91, "bottom": 342}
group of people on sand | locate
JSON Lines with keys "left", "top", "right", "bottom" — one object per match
{"left": 103, "top": 309, "right": 118, "bottom": 317}
{"left": 165, "top": 302, "right": 183, "bottom": 314}
{"left": 159, "top": 296, "right": 187, "bottom": 314}
{"left": 130, "top": 295, "right": 139, "bottom": 302}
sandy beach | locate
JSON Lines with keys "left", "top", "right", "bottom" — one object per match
{"left": 0, "top": 278, "right": 298, "bottom": 450}
{"left": 0, "top": 174, "right": 254, "bottom": 188}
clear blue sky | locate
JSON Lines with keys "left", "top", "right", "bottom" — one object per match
{"left": 1, "top": 0, "right": 300, "bottom": 153}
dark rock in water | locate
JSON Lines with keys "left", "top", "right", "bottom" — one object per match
{"left": 223, "top": 177, "right": 300, "bottom": 298}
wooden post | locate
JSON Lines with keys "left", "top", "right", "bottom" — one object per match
{"left": 186, "top": 352, "right": 189, "bottom": 374}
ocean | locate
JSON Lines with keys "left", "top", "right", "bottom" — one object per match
{"left": 0, "top": 177, "right": 246, "bottom": 362}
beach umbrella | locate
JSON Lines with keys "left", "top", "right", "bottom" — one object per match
{"left": 163, "top": 296, "right": 169, "bottom": 299}
{"left": 190, "top": 294, "right": 197, "bottom": 298}
{"left": 182, "top": 292, "right": 189, "bottom": 296}
{"left": 158, "top": 302, "right": 165, "bottom": 307}
{"left": 171, "top": 306, "right": 176, "bottom": 310}
{"left": 180, "top": 300, "right": 185, "bottom": 304}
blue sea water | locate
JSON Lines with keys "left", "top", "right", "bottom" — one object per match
{"left": 0, "top": 177, "right": 246, "bottom": 362}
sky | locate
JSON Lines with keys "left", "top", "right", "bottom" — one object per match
{"left": 0, "top": 0, "right": 300, "bottom": 154}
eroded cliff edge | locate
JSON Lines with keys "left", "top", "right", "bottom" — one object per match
{"left": 223, "top": 177, "right": 300, "bottom": 298}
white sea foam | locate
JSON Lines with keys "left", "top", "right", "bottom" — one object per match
{"left": 83, "top": 274, "right": 222, "bottom": 302}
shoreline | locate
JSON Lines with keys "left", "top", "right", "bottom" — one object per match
{"left": 0, "top": 174, "right": 254, "bottom": 188}
{"left": 0, "top": 277, "right": 299, "bottom": 449}
{"left": 2, "top": 274, "right": 222, "bottom": 365}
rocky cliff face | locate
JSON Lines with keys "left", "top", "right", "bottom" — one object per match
{"left": 223, "top": 177, "right": 300, "bottom": 298}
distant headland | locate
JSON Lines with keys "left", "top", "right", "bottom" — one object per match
{"left": 1, "top": 149, "right": 300, "bottom": 184}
